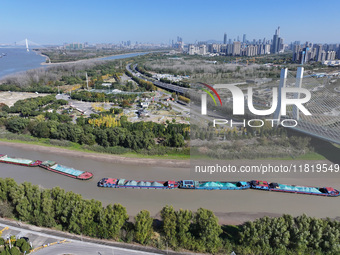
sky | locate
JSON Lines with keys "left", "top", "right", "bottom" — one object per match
{"left": 1, "top": 0, "right": 340, "bottom": 45}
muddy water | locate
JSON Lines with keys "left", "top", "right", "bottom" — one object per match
{"left": 1, "top": 144, "right": 340, "bottom": 221}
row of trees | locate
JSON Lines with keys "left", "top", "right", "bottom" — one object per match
{"left": 1, "top": 178, "right": 339, "bottom": 254}
{"left": 0, "top": 84, "right": 57, "bottom": 93}
{"left": 125, "top": 70, "right": 156, "bottom": 91}
{"left": 2, "top": 113, "right": 189, "bottom": 150}
{"left": 70, "top": 91, "right": 137, "bottom": 104}
{"left": 0, "top": 178, "right": 219, "bottom": 252}
{"left": 160, "top": 205, "right": 223, "bottom": 253}
{"left": 239, "top": 214, "right": 340, "bottom": 254}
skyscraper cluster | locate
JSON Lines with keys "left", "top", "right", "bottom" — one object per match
{"left": 186, "top": 28, "right": 281, "bottom": 57}
{"left": 292, "top": 42, "right": 339, "bottom": 63}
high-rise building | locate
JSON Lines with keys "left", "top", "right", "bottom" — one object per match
{"left": 271, "top": 26, "right": 283, "bottom": 54}
{"left": 223, "top": 33, "right": 227, "bottom": 44}
{"left": 232, "top": 41, "right": 241, "bottom": 55}
{"left": 293, "top": 44, "right": 301, "bottom": 62}
{"left": 246, "top": 45, "right": 257, "bottom": 56}
{"left": 326, "top": 51, "right": 336, "bottom": 61}
{"left": 264, "top": 44, "right": 271, "bottom": 54}
{"left": 188, "top": 44, "right": 197, "bottom": 55}
{"left": 199, "top": 45, "right": 207, "bottom": 55}
{"left": 227, "top": 44, "right": 233, "bottom": 55}
{"left": 320, "top": 50, "right": 327, "bottom": 62}
{"left": 243, "top": 34, "right": 246, "bottom": 43}
{"left": 315, "top": 44, "right": 323, "bottom": 62}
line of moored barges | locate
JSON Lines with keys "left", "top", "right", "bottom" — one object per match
{"left": 97, "top": 178, "right": 340, "bottom": 197}
{"left": 1, "top": 154, "right": 339, "bottom": 197}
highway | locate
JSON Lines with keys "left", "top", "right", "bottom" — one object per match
{"left": 126, "top": 64, "right": 189, "bottom": 94}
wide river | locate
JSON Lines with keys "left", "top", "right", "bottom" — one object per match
{"left": 1, "top": 144, "right": 340, "bottom": 222}
{"left": 0, "top": 48, "right": 149, "bottom": 80}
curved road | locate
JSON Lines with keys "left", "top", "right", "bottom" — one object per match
{"left": 33, "top": 241, "right": 161, "bottom": 255}
{"left": 0, "top": 221, "right": 162, "bottom": 255}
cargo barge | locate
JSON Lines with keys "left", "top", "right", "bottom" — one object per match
{"left": 98, "top": 178, "right": 178, "bottom": 189}
{"left": 39, "top": 161, "right": 93, "bottom": 180}
{"left": 250, "top": 180, "right": 340, "bottom": 197}
{"left": 0, "top": 154, "right": 41, "bottom": 167}
{"left": 179, "top": 180, "right": 250, "bottom": 190}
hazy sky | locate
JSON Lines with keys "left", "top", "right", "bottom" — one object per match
{"left": 1, "top": 0, "right": 340, "bottom": 45}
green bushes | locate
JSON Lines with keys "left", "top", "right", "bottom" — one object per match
{"left": 0, "top": 84, "right": 58, "bottom": 93}
{"left": 238, "top": 214, "right": 340, "bottom": 254}
{"left": 70, "top": 91, "right": 137, "bottom": 103}
{"left": 160, "top": 206, "right": 222, "bottom": 253}
{"left": 134, "top": 210, "right": 154, "bottom": 244}
{"left": 178, "top": 95, "right": 190, "bottom": 104}
{"left": 0, "top": 233, "right": 31, "bottom": 254}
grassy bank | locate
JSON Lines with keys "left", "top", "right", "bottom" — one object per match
{"left": 0, "top": 134, "right": 191, "bottom": 160}
{"left": 0, "top": 135, "right": 334, "bottom": 162}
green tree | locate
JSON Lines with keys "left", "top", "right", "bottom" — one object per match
{"left": 5, "top": 117, "right": 29, "bottom": 133}
{"left": 9, "top": 247, "right": 20, "bottom": 255}
{"left": 193, "top": 208, "right": 223, "bottom": 253}
{"left": 176, "top": 209, "right": 193, "bottom": 248}
{"left": 160, "top": 205, "right": 177, "bottom": 248}
{"left": 104, "top": 204, "right": 129, "bottom": 239}
{"left": 134, "top": 210, "right": 153, "bottom": 245}
{"left": 167, "top": 133, "right": 184, "bottom": 147}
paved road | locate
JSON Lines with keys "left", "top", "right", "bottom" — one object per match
{"left": 0, "top": 222, "right": 162, "bottom": 255}
{"left": 33, "top": 241, "right": 161, "bottom": 255}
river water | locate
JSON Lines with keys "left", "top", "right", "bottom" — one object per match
{"left": 1, "top": 144, "right": 340, "bottom": 220}
{"left": 0, "top": 48, "right": 46, "bottom": 79}
{"left": 0, "top": 48, "right": 148, "bottom": 80}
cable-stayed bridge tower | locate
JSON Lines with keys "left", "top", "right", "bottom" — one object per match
{"left": 25, "top": 38, "right": 29, "bottom": 52}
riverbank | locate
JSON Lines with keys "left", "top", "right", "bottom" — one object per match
{"left": 39, "top": 50, "right": 151, "bottom": 66}
{"left": 0, "top": 140, "right": 190, "bottom": 168}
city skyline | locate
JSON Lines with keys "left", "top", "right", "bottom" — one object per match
{"left": 1, "top": 0, "right": 340, "bottom": 45}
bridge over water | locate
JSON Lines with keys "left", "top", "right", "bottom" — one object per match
{"left": 276, "top": 67, "right": 340, "bottom": 145}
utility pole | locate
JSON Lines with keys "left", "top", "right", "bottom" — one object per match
{"left": 86, "top": 72, "right": 89, "bottom": 90}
